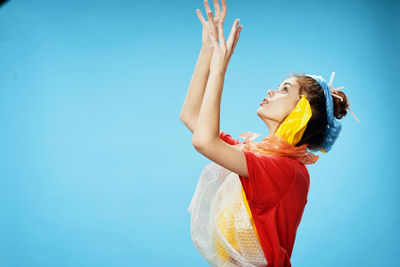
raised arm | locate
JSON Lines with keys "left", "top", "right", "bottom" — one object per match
{"left": 192, "top": 17, "right": 247, "bottom": 177}
{"left": 180, "top": 48, "right": 212, "bottom": 134}
{"left": 179, "top": 0, "right": 226, "bottom": 134}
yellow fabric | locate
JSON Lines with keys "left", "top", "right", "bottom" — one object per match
{"left": 274, "top": 94, "right": 312, "bottom": 146}
{"left": 216, "top": 187, "right": 260, "bottom": 262}
{"left": 242, "top": 187, "right": 261, "bottom": 244}
{"left": 215, "top": 95, "right": 312, "bottom": 262}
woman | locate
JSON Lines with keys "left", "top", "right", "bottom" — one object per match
{"left": 180, "top": 1, "right": 357, "bottom": 266}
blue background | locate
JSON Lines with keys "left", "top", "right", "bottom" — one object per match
{"left": 1, "top": 0, "right": 399, "bottom": 266}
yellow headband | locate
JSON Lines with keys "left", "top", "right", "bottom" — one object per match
{"left": 274, "top": 94, "right": 312, "bottom": 146}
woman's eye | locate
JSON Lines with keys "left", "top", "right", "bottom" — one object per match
{"left": 281, "top": 87, "right": 288, "bottom": 92}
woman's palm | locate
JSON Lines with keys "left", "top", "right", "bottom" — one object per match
{"left": 196, "top": 0, "right": 227, "bottom": 51}
{"left": 202, "top": 20, "right": 219, "bottom": 49}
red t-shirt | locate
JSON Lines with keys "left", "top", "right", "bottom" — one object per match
{"left": 219, "top": 131, "right": 310, "bottom": 267}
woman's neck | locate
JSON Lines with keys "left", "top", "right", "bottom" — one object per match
{"left": 265, "top": 120, "right": 280, "bottom": 137}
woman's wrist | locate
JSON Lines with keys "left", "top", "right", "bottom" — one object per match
{"left": 210, "top": 67, "right": 226, "bottom": 77}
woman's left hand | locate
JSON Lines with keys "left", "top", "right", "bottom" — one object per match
{"left": 208, "top": 18, "right": 242, "bottom": 74}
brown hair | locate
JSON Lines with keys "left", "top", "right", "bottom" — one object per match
{"left": 289, "top": 73, "right": 349, "bottom": 151}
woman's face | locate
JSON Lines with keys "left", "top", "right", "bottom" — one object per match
{"left": 257, "top": 77, "right": 301, "bottom": 125}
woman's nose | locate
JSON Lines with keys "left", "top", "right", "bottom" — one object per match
{"left": 267, "top": 90, "right": 275, "bottom": 98}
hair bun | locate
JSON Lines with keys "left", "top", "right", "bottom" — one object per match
{"left": 332, "top": 90, "right": 349, "bottom": 119}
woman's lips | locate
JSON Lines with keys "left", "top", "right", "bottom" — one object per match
{"left": 260, "top": 98, "right": 269, "bottom": 106}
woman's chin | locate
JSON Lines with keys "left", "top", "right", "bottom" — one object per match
{"left": 257, "top": 110, "right": 275, "bottom": 122}
{"left": 256, "top": 108, "right": 268, "bottom": 117}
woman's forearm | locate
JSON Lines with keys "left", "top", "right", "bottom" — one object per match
{"left": 180, "top": 47, "right": 212, "bottom": 126}
{"left": 193, "top": 70, "right": 225, "bottom": 144}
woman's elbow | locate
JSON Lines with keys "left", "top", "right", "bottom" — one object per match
{"left": 192, "top": 135, "right": 215, "bottom": 152}
{"left": 179, "top": 112, "right": 188, "bottom": 124}
{"left": 192, "top": 134, "right": 209, "bottom": 152}
{"left": 180, "top": 113, "right": 196, "bottom": 133}
{"left": 192, "top": 136, "right": 202, "bottom": 151}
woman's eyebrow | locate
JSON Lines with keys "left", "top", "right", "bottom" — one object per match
{"left": 283, "top": 82, "right": 292, "bottom": 87}
{"left": 278, "top": 82, "right": 292, "bottom": 89}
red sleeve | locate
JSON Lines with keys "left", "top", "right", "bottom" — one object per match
{"left": 241, "top": 150, "right": 295, "bottom": 210}
{"left": 219, "top": 131, "right": 243, "bottom": 145}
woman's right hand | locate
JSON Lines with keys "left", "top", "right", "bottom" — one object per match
{"left": 196, "top": 0, "right": 227, "bottom": 52}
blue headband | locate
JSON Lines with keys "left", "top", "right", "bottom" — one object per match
{"left": 304, "top": 73, "right": 342, "bottom": 153}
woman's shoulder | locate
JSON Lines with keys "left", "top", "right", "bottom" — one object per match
{"left": 288, "top": 156, "right": 310, "bottom": 179}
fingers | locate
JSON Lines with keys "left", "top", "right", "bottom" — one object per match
{"left": 212, "top": 0, "right": 221, "bottom": 20}
{"left": 232, "top": 25, "right": 242, "bottom": 50}
{"left": 196, "top": 9, "right": 206, "bottom": 24}
{"left": 227, "top": 19, "right": 240, "bottom": 47}
{"left": 207, "top": 10, "right": 214, "bottom": 23}
{"left": 221, "top": 0, "right": 227, "bottom": 20}
{"left": 204, "top": 0, "right": 214, "bottom": 22}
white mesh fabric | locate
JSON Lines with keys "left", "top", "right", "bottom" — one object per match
{"left": 188, "top": 162, "right": 268, "bottom": 267}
